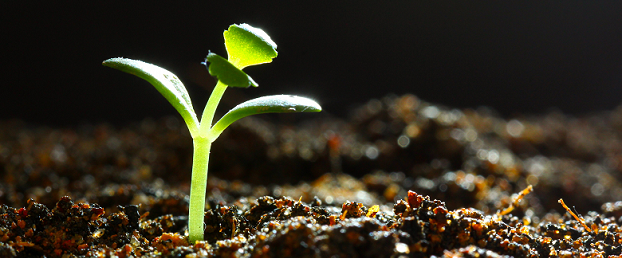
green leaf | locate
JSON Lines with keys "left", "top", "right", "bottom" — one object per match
{"left": 224, "top": 24, "right": 278, "bottom": 69}
{"left": 102, "top": 57, "right": 199, "bottom": 136}
{"left": 209, "top": 95, "right": 321, "bottom": 140}
{"left": 204, "top": 52, "right": 258, "bottom": 88}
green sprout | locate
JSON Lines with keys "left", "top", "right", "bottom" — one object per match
{"left": 102, "top": 24, "right": 321, "bottom": 243}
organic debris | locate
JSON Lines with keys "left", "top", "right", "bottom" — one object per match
{"left": 497, "top": 185, "right": 533, "bottom": 216}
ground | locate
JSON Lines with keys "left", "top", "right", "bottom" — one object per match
{"left": 2, "top": 94, "right": 622, "bottom": 257}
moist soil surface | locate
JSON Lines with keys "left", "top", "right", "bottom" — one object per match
{"left": 2, "top": 94, "right": 622, "bottom": 257}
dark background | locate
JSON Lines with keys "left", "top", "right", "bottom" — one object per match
{"left": 3, "top": 2, "right": 622, "bottom": 126}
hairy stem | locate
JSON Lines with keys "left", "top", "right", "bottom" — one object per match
{"left": 188, "top": 137, "right": 211, "bottom": 243}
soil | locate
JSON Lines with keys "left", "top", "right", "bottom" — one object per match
{"left": 2, "top": 94, "right": 622, "bottom": 257}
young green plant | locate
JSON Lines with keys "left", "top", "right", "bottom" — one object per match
{"left": 102, "top": 24, "right": 321, "bottom": 243}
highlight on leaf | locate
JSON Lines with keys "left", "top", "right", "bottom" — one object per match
{"left": 224, "top": 23, "right": 278, "bottom": 69}
{"left": 209, "top": 95, "right": 321, "bottom": 139}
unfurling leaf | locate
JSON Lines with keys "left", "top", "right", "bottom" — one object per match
{"left": 204, "top": 52, "right": 257, "bottom": 88}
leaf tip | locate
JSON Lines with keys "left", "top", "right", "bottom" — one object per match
{"left": 102, "top": 57, "right": 118, "bottom": 66}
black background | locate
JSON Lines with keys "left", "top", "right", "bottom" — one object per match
{"left": 3, "top": 2, "right": 622, "bottom": 126}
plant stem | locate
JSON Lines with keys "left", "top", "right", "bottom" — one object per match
{"left": 199, "top": 81, "right": 228, "bottom": 139}
{"left": 188, "top": 80, "right": 227, "bottom": 243}
{"left": 188, "top": 137, "right": 211, "bottom": 243}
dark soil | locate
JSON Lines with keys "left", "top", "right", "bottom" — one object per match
{"left": 2, "top": 94, "right": 622, "bottom": 257}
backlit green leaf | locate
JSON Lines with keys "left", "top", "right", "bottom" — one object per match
{"left": 224, "top": 24, "right": 278, "bottom": 69}
{"left": 209, "top": 95, "right": 321, "bottom": 140}
{"left": 205, "top": 52, "right": 257, "bottom": 88}
{"left": 102, "top": 58, "right": 199, "bottom": 136}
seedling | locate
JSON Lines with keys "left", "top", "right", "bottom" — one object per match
{"left": 102, "top": 24, "right": 321, "bottom": 243}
